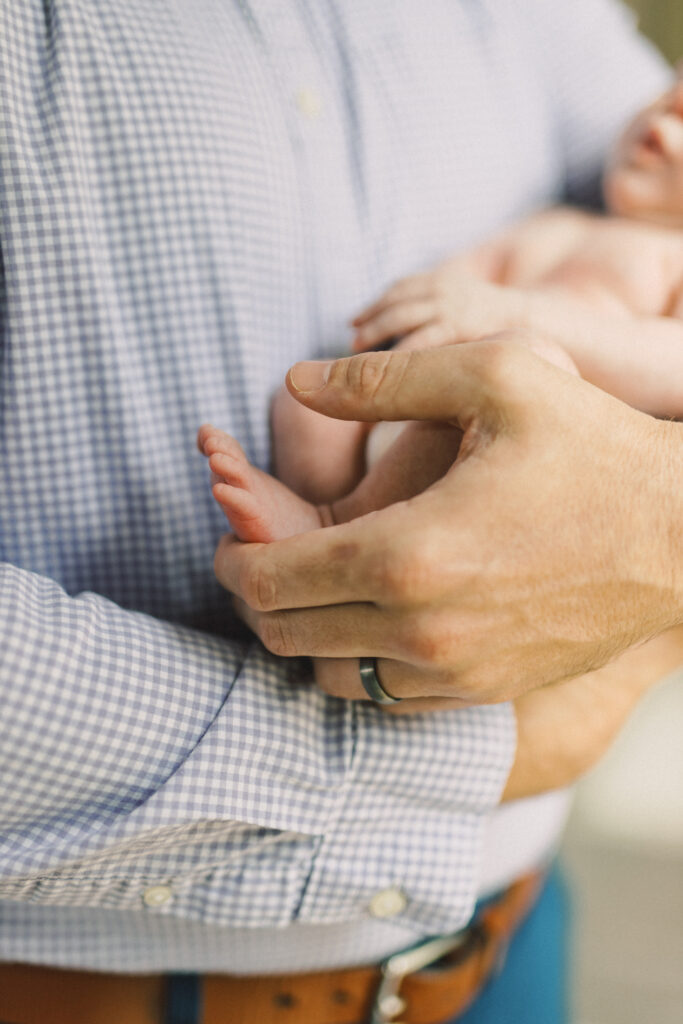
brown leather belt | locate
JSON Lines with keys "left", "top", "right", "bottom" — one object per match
{"left": 0, "top": 872, "right": 543, "bottom": 1024}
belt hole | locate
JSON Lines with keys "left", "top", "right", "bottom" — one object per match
{"left": 273, "top": 992, "right": 297, "bottom": 1009}
{"left": 331, "top": 989, "right": 351, "bottom": 1005}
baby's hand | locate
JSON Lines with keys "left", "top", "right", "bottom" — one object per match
{"left": 351, "top": 265, "right": 521, "bottom": 353}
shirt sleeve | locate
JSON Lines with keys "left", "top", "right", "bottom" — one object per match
{"left": 0, "top": 562, "right": 515, "bottom": 933}
{"left": 520, "top": 0, "right": 673, "bottom": 203}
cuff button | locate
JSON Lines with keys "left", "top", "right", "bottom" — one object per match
{"left": 368, "top": 887, "right": 407, "bottom": 919}
{"left": 143, "top": 884, "right": 173, "bottom": 908}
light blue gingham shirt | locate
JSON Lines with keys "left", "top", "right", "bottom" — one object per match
{"left": 0, "top": 0, "right": 668, "bottom": 973}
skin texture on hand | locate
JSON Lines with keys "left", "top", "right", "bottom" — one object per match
{"left": 214, "top": 337, "right": 683, "bottom": 706}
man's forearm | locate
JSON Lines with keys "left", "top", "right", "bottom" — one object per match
{"left": 504, "top": 623, "right": 683, "bottom": 801}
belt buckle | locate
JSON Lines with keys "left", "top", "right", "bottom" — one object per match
{"left": 369, "top": 930, "right": 470, "bottom": 1024}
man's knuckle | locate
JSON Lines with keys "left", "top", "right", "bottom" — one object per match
{"left": 372, "top": 550, "right": 411, "bottom": 600}
{"left": 332, "top": 348, "right": 417, "bottom": 410}
{"left": 240, "top": 560, "right": 279, "bottom": 612}
{"left": 477, "top": 335, "right": 530, "bottom": 384}
{"left": 373, "top": 540, "right": 436, "bottom": 603}
{"left": 259, "top": 613, "right": 298, "bottom": 657}
{"left": 401, "top": 618, "right": 440, "bottom": 664}
{"left": 355, "top": 351, "right": 393, "bottom": 399}
{"left": 406, "top": 615, "right": 457, "bottom": 667}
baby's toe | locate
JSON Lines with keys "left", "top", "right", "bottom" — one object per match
{"left": 201, "top": 428, "right": 246, "bottom": 461}
{"left": 208, "top": 450, "right": 250, "bottom": 488}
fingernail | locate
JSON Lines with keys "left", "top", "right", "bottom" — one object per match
{"left": 288, "top": 360, "right": 332, "bottom": 392}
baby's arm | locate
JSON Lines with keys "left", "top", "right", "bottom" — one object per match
{"left": 351, "top": 209, "right": 593, "bottom": 352}
{"left": 508, "top": 284, "right": 683, "bottom": 417}
{"left": 464, "top": 279, "right": 683, "bottom": 417}
{"left": 352, "top": 253, "right": 683, "bottom": 418}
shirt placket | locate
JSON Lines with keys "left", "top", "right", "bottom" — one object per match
{"left": 240, "top": 0, "right": 367, "bottom": 355}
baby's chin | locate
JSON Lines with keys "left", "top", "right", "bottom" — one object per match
{"left": 604, "top": 165, "right": 683, "bottom": 229}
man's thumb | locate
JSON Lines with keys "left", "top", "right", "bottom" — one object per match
{"left": 285, "top": 340, "right": 520, "bottom": 424}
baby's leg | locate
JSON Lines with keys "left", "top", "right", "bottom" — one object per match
{"left": 271, "top": 385, "right": 369, "bottom": 504}
{"left": 330, "top": 419, "right": 463, "bottom": 523}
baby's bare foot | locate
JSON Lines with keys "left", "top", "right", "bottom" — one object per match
{"left": 197, "top": 424, "right": 324, "bottom": 543}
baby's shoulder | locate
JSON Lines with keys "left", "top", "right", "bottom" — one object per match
{"left": 518, "top": 205, "right": 595, "bottom": 241}
{"left": 578, "top": 216, "right": 681, "bottom": 274}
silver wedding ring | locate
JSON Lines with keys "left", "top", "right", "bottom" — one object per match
{"left": 359, "top": 657, "right": 402, "bottom": 705}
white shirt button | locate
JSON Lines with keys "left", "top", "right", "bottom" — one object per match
{"left": 368, "top": 886, "right": 407, "bottom": 919}
{"left": 295, "top": 88, "right": 322, "bottom": 119}
{"left": 143, "top": 884, "right": 173, "bottom": 908}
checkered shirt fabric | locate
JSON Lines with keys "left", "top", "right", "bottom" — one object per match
{"left": 0, "top": 0, "right": 668, "bottom": 972}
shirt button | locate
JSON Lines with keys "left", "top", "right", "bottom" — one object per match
{"left": 143, "top": 884, "right": 173, "bottom": 908}
{"left": 368, "top": 887, "right": 407, "bottom": 919}
{"left": 295, "top": 88, "right": 322, "bottom": 119}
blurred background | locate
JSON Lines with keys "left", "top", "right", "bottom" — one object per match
{"left": 625, "top": 0, "right": 683, "bottom": 64}
{"left": 564, "top": 6, "right": 682, "bottom": 1023}
{"left": 564, "top": 668, "right": 683, "bottom": 1024}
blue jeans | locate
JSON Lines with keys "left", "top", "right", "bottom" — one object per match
{"left": 165, "top": 865, "right": 570, "bottom": 1024}
{"left": 454, "top": 864, "right": 570, "bottom": 1024}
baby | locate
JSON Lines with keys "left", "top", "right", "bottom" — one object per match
{"left": 200, "top": 73, "right": 683, "bottom": 550}
{"left": 198, "top": 75, "right": 683, "bottom": 796}
{"left": 209, "top": 73, "right": 683, "bottom": 523}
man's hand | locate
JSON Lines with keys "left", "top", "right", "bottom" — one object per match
{"left": 214, "top": 336, "right": 683, "bottom": 705}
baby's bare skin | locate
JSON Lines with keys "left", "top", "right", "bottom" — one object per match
{"left": 348, "top": 207, "right": 683, "bottom": 419}
{"left": 271, "top": 78, "right": 683, "bottom": 505}
{"left": 270, "top": 201, "right": 683, "bottom": 509}
{"left": 454, "top": 207, "right": 683, "bottom": 317}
